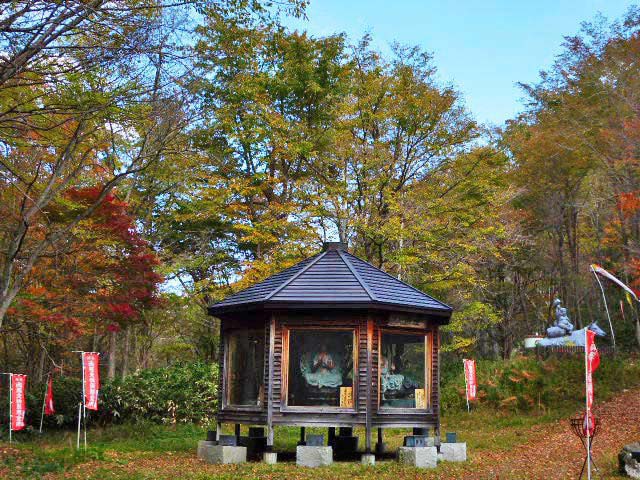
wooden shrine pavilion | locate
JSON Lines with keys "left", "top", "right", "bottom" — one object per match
{"left": 208, "top": 242, "right": 452, "bottom": 456}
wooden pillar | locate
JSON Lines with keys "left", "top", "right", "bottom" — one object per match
{"left": 365, "top": 316, "right": 373, "bottom": 453}
{"left": 235, "top": 424, "right": 241, "bottom": 443}
{"left": 266, "top": 315, "right": 276, "bottom": 449}
{"left": 298, "top": 427, "right": 306, "bottom": 446}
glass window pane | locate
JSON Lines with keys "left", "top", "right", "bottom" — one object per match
{"left": 380, "top": 333, "right": 427, "bottom": 408}
{"left": 287, "top": 330, "right": 354, "bottom": 407}
{"left": 227, "top": 329, "right": 265, "bottom": 406}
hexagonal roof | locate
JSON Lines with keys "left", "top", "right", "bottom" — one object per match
{"left": 208, "top": 243, "right": 452, "bottom": 321}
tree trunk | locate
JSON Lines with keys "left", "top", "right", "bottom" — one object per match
{"left": 108, "top": 329, "right": 117, "bottom": 380}
{"left": 635, "top": 316, "right": 640, "bottom": 350}
{"left": 0, "top": 289, "right": 18, "bottom": 330}
{"left": 38, "top": 347, "right": 46, "bottom": 383}
{"left": 122, "top": 325, "right": 131, "bottom": 379}
{"left": 132, "top": 326, "right": 139, "bottom": 372}
{"left": 92, "top": 325, "right": 98, "bottom": 352}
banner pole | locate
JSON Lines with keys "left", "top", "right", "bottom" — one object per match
{"left": 73, "top": 350, "right": 85, "bottom": 449}
{"left": 585, "top": 329, "right": 591, "bottom": 480}
{"left": 39, "top": 372, "right": 49, "bottom": 434}
{"left": 81, "top": 352, "right": 87, "bottom": 450}
{"left": 76, "top": 403, "right": 81, "bottom": 449}
{"left": 9, "top": 373, "right": 12, "bottom": 444}
{"left": 463, "top": 360, "right": 470, "bottom": 413}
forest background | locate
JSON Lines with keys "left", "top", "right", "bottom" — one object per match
{"left": 1, "top": 1, "right": 640, "bottom": 388}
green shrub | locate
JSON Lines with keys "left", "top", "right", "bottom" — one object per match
{"left": 441, "top": 354, "right": 640, "bottom": 414}
{"left": 37, "top": 375, "right": 84, "bottom": 429}
{"left": 100, "top": 362, "right": 218, "bottom": 425}
{"left": 0, "top": 362, "right": 218, "bottom": 432}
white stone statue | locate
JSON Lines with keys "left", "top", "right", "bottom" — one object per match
{"left": 538, "top": 298, "right": 607, "bottom": 347}
{"left": 546, "top": 299, "right": 575, "bottom": 338}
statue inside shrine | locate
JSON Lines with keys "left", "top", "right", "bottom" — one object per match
{"left": 300, "top": 344, "right": 343, "bottom": 388}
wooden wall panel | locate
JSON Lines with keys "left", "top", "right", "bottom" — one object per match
{"left": 217, "top": 310, "right": 441, "bottom": 430}
{"left": 217, "top": 315, "right": 269, "bottom": 419}
{"left": 271, "top": 312, "right": 366, "bottom": 426}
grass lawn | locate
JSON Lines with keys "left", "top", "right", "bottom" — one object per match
{"left": 3, "top": 397, "right": 632, "bottom": 480}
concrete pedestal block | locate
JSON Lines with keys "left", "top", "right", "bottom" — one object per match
{"left": 361, "top": 453, "right": 376, "bottom": 466}
{"left": 397, "top": 446, "right": 437, "bottom": 469}
{"left": 204, "top": 445, "right": 247, "bottom": 465}
{"left": 296, "top": 446, "right": 333, "bottom": 467}
{"left": 440, "top": 442, "right": 467, "bottom": 462}
{"left": 197, "top": 440, "right": 215, "bottom": 460}
{"left": 263, "top": 452, "right": 278, "bottom": 465}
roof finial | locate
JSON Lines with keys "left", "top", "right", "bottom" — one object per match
{"left": 322, "top": 241, "right": 347, "bottom": 252}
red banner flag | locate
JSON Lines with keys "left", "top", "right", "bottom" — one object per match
{"left": 585, "top": 330, "right": 600, "bottom": 408}
{"left": 11, "top": 374, "right": 27, "bottom": 431}
{"left": 45, "top": 376, "right": 55, "bottom": 415}
{"left": 83, "top": 353, "right": 100, "bottom": 410}
{"left": 463, "top": 359, "right": 477, "bottom": 401}
{"left": 587, "top": 330, "right": 600, "bottom": 373}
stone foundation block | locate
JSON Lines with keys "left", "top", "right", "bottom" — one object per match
{"left": 361, "top": 453, "right": 376, "bottom": 466}
{"left": 440, "top": 442, "right": 467, "bottom": 462}
{"left": 197, "top": 440, "right": 215, "bottom": 460}
{"left": 263, "top": 452, "right": 278, "bottom": 465}
{"left": 204, "top": 445, "right": 247, "bottom": 465}
{"left": 296, "top": 445, "right": 333, "bottom": 467}
{"left": 397, "top": 446, "right": 437, "bottom": 469}
{"left": 620, "top": 442, "right": 640, "bottom": 478}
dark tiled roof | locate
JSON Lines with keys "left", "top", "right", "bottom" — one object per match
{"left": 209, "top": 247, "right": 451, "bottom": 318}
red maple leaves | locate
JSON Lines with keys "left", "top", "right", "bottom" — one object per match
{"left": 10, "top": 187, "right": 162, "bottom": 340}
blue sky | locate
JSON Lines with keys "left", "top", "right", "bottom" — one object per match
{"left": 285, "top": 0, "right": 634, "bottom": 127}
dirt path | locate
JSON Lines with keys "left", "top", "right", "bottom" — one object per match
{"left": 469, "top": 387, "right": 640, "bottom": 479}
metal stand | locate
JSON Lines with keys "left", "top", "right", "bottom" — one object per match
{"left": 570, "top": 412, "right": 600, "bottom": 479}
{"left": 578, "top": 440, "right": 598, "bottom": 479}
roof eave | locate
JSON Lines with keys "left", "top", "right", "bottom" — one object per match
{"left": 209, "top": 299, "right": 452, "bottom": 323}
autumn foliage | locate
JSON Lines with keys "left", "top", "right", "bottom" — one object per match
{"left": 8, "top": 187, "right": 162, "bottom": 360}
